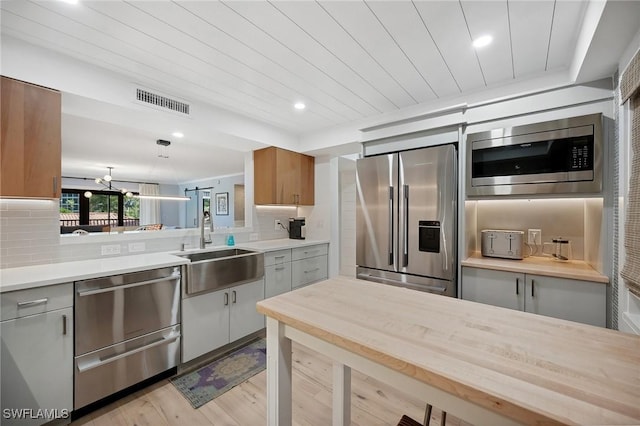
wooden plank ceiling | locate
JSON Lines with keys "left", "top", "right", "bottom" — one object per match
{"left": 1, "top": 0, "right": 587, "bottom": 135}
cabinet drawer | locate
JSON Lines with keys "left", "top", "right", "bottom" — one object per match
{"left": 292, "top": 255, "right": 328, "bottom": 289}
{"left": 292, "top": 244, "right": 328, "bottom": 261}
{"left": 265, "top": 263, "right": 292, "bottom": 298}
{"left": 1, "top": 283, "right": 73, "bottom": 321}
{"left": 264, "top": 249, "right": 292, "bottom": 266}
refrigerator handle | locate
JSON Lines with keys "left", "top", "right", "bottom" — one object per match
{"left": 388, "top": 186, "right": 394, "bottom": 265}
{"left": 403, "top": 184, "right": 409, "bottom": 267}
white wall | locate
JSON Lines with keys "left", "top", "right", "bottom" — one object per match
{"left": 298, "top": 159, "right": 331, "bottom": 242}
{"left": 338, "top": 158, "right": 357, "bottom": 277}
{"left": 158, "top": 184, "right": 182, "bottom": 227}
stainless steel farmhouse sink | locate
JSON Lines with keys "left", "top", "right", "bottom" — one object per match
{"left": 178, "top": 248, "right": 264, "bottom": 295}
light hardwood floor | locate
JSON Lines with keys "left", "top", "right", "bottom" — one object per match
{"left": 71, "top": 342, "right": 472, "bottom": 426}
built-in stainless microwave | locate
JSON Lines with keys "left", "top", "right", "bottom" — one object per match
{"left": 466, "top": 113, "right": 603, "bottom": 196}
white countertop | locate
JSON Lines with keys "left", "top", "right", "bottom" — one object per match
{"left": 0, "top": 253, "right": 189, "bottom": 293}
{"left": 0, "top": 239, "right": 329, "bottom": 293}
{"left": 238, "top": 238, "right": 329, "bottom": 251}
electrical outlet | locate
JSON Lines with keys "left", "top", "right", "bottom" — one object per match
{"left": 101, "top": 244, "right": 121, "bottom": 255}
{"left": 128, "top": 242, "right": 146, "bottom": 253}
{"left": 249, "top": 233, "right": 259, "bottom": 241}
{"left": 275, "top": 219, "right": 282, "bottom": 231}
{"left": 527, "top": 229, "right": 542, "bottom": 245}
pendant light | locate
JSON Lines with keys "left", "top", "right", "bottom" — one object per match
{"left": 133, "top": 139, "right": 189, "bottom": 201}
{"left": 84, "top": 167, "right": 133, "bottom": 198}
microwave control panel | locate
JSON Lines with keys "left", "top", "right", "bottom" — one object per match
{"left": 570, "top": 137, "right": 592, "bottom": 170}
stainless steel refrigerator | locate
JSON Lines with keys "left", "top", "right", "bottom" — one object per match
{"left": 356, "top": 144, "right": 457, "bottom": 296}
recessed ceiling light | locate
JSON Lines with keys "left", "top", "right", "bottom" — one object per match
{"left": 59, "top": 0, "right": 79, "bottom": 4}
{"left": 172, "top": 131, "right": 184, "bottom": 138}
{"left": 294, "top": 102, "right": 306, "bottom": 110}
{"left": 472, "top": 35, "right": 493, "bottom": 48}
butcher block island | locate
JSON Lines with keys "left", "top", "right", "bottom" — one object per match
{"left": 257, "top": 276, "right": 640, "bottom": 426}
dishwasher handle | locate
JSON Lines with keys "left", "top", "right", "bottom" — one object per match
{"left": 76, "top": 332, "right": 180, "bottom": 373}
{"left": 77, "top": 273, "right": 180, "bottom": 297}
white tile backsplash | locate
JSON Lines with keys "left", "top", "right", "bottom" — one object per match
{"left": 1, "top": 151, "right": 323, "bottom": 270}
{"left": 0, "top": 199, "right": 61, "bottom": 268}
{"left": 0, "top": 199, "right": 305, "bottom": 268}
{"left": 254, "top": 206, "right": 295, "bottom": 240}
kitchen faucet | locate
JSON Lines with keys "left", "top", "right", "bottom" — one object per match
{"left": 200, "top": 212, "right": 213, "bottom": 249}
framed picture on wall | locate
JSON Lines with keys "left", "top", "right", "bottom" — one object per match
{"left": 215, "top": 192, "right": 229, "bottom": 216}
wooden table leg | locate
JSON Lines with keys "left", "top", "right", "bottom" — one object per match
{"left": 266, "top": 317, "right": 292, "bottom": 426}
{"left": 332, "top": 362, "right": 351, "bottom": 426}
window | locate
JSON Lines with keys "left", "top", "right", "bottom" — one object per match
{"left": 59, "top": 189, "right": 140, "bottom": 232}
{"left": 60, "top": 192, "right": 79, "bottom": 214}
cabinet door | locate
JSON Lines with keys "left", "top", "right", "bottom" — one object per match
{"left": 253, "top": 146, "right": 314, "bottom": 206}
{"left": 292, "top": 255, "right": 328, "bottom": 289}
{"left": 1, "top": 77, "right": 25, "bottom": 196}
{"left": 276, "top": 148, "right": 301, "bottom": 205}
{"left": 182, "top": 289, "right": 230, "bottom": 362}
{"left": 229, "top": 279, "right": 265, "bottom": 342}
{"left": 297, "top": 153, "right": 315, "bottom": 205}
{"left": 265, "top": 263, "right": 292, "bottom": 298}
{"left": 24, "top": 81, "right": 61, "bottom": 198}
{"left": 461, "top": 267, "right": 524, "bottom": 311}
{"left": 0, "top": 77, "right": 61, "bottom": 198}
{"left": 525, "top": 275, "right": 606, "bottom": 327}
{"left": 253, "top": 146, "right": 277, "bottom": 205}
{"left": 1, "top": 308, "right": 73, "bottom": 425}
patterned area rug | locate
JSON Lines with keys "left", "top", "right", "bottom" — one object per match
{"left": 171, "top": 338, "right": 266, "bottom": 408}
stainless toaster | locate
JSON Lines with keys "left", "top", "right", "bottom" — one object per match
{"left": 481, "top": 230, "right": 525, "bottom": 260}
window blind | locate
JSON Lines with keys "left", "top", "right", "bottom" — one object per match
{"left": 621, "top": 49, "right": 640, "bottom": 298}
{"left": 621, "top": 50, "right": 640, "bottom": 103}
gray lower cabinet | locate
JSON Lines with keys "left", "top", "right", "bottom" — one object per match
{"left": 291, "top": 244, "right": 328, "bottom": 289}
{"left": 182, "top": 278, "right": 264, "bottom": 362}
{"left": 229, "top": 279, "right": 265, "bottom": 341}
{"left": 461, "top": 268, "right": 524, "bottom": 311}
{"left": 1, "top": 284, "right": 73, "bottom": 426}
{"left": 264, "top": 249, "right": 292, "bottom": 298}
{"left": 462, "top": 267, "right": 606, "bottom": 327}
{"left": 264, "top": 244, "right": 329, "bottom": 294}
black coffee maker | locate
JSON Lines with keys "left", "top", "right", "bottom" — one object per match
{"left": 288, "top": 217, "right": 306, "bottom": 240}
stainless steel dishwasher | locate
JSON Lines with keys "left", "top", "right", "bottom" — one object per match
{"left": 74, "top": 267, "right": 181, "bottom": 410}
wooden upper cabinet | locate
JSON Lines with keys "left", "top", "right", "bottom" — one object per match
{"left": 254, "top": 146, "right": 314, "bottom": 206}
{"left": 1, "top": 76, "right": 61, "bottom": 198}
